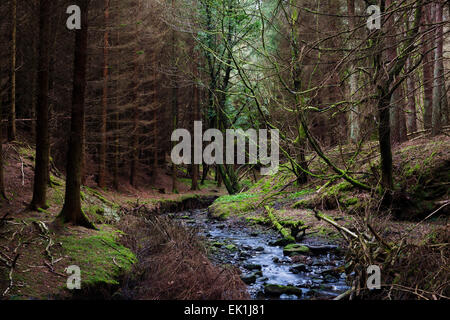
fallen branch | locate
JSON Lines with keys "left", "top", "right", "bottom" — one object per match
{"left": 314, "top": 209, "right": 358, "bottom": 239}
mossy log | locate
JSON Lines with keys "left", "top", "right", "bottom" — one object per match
{"left": 265, "top": 206, "right": 295, "bottom": 243}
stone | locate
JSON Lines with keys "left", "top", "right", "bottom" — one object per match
{"left": 264, "top": 284, "right": 302, "bottom": 297}
{"left": 241, "top": 274, "right": 257, "bottom": 285}
{"left": 283, "top": 244, "right": 310, "bottom": 256}
{"left": 244, "top": 264, "right": 262, "bottom": 271}
{"left": 289, "top": 264, "right": 309, "bottom": 274}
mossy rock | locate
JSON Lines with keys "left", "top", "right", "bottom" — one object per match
{"left": 283, "top": 243, "right": 310, "bottom": 256}
{"left": 225, "top": 244, "right": 237, "bottom": 251}
{"left": 264, "top": 284, "right": 302, "bottom": 296}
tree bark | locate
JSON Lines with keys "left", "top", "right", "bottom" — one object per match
{"left": 98, "top": 0, "right": 110, "bottom": 189}
{"left": 431, "top": 2, "right": 443, "bottom": 136}
{"left": 0, "top": 96, "right": 7, "bottom": 201}
{"left": 58, "top": 0, "right": 94, "bottom": 229}
{"left": 421, "top": 3, "right": 434, "bottom": 129}
{"left": 347, "top": 0, "right": 360, "bottom": 144}
{"left": 8, "top": 0, "right": 17, "bottom": 142}
{"left": 191, "top": 57, "right": 200, "bottom": 191}
{"left": 30, "top": 0, "right": 51, "bottom": 211}
{"left": 406, "top": 58, "right": 417, "bottom": 133}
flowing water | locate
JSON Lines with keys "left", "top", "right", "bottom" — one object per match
{"left": 170, "top": 208, "right": 349, "bottom": 300}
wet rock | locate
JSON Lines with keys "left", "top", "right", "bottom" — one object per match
{"left": 212, "top": 242, "right": 225, "bottom": 248}
{"left": 255, "top": 246, "right": 265, "bottom": 252}
{"left": 241, "top": 274, "right": 257, "bottom": 285}
{"left": 244, "top": 264, "right": 262, "bottom": 271}
{"left": 225, "top": 244, "right": 237, "bottom": 251}
{"left": 239, "top": 251, "right": 252, "bottom": 259}
{"left": 264, "top": 284, "right": 302, "bottom": 297}
{"left": 290, "top": 255, "right": 313, "bottom": 265}
{"left": 321, "top": 267, "right": 344, "bottom": 278}
{"left": 304, "top": 244, "right": 339, "bottom": 255}
{"left": 289, "top": 264, "right": 309, "bottom": 274}
{"left": 272, "top": 257, "right": 280, "bottom": 263}
{"left": 283, "top": 244, "right": 310, "bottom": 256}
{"left": 269, "top": 237, "right": 296, "bottom": 247}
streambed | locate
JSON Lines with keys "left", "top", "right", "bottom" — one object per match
{"left": 170, "top": 208, "right": 349, "bottom": 300}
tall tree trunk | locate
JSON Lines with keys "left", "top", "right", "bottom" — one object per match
{"left": 171, "top": 0, "right": 178, "bottom": 193}
{"left": 421, "top": 3, "right": 434, "bottom": 129}
{"left": 152, "top": 52, "right": 158, "bottom": 176}
{"left": 378, "top": 89, "right": 394, "bottom": 191}
{"left": 347, "top": 0, "right": 360, "bottom": 143}
{"left": 98, "top": 0, "right": 110, "bottom": 188}
{"left": 191, "top": 57, "right": 199, "bottom": 191}
{"left": 30, "top": 0, "right": 51, "bottom": 211}
{"left": 31, "top": 30, "right": 38, "bottom": 140}
{"left": 0, "top": 96, "right": 7, "bottom": 201}
{"left": 113, "top": 29, "right": 120, "bottom": 190}
{"left": 406, "top": 58, "right": 417, "bottom": 133}
{"left": 386, "top": 0, "right": 401, "bottom": 145}
{"left": 8, "top": 0, "right": 17, "bottom": 142}
{"left": 130, "top": 0, "right": 141, "bottom": 188}
{"left": 58, "top": 0, "right": 94, "bottom": 229}
{"left": 431, "top": 2, "right": 443, "bottom": 136}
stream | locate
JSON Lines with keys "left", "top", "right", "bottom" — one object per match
{"left": 169, "top": 208, "right": 349, "bottom": 300}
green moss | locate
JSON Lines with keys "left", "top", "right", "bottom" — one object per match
{"left": 37, "top": 207, "right": 51, "bottom": 214}
{"left": 344, "top": 197, "right": 358, "bottom": 206}
{"left": 245, "top": 216, "right": 269, "bottom": 225}
{"left": 214, "top": 193, "right": 258, "bottom": 204}
{"left": 283, "top": 244, "right": 310, "bottom": 256}
{"left": 58, "top": 226, "right": 136, "bottom": 288}
{"left": 83, "top": 187, "right": 118, "bottom": 208}
{"left": 293, "top": 197, "right": 316, "bottom": 209}
{"left": 264, "top": 284, "right": 302, "bottom": 296}
{"left": 49, "top": 175, "right": 63, "bottom": 187}
{"left": 209, "top": 194, "right": 257, "bottom": 220}
{"left": 225, "top": 244, "right": 237, "bottom": 251}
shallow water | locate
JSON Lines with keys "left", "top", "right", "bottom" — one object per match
{"left": 171, "top": 209, "right": 349, "bottom": 300}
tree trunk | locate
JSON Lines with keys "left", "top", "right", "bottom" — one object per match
{"left": 421, "top": 3, "right": 434, "bottom": 129}
{"left": 406, "top": 58, "right": 417, "bottom": 133}
{"left": 191, "top": 58, "right": 199, "bottom": 191}
{"left": 347, "top": 0, "right": 360, "bottom": 144}
{"left": 58, "top": 0, "right": 94, "bottom": 229}
{"left": 98, "top": 0, "right": 110, "bottom": 188}
{"left": 31, "top": 30, "right": 38, "bottom": 140}
{"left": 378, "top": 90, "right": 394, "bottom": 191}
{"left": 171, "top": 0, "right": 178, "bottom": 193}
{"left": 431, "top": 2, "right": 443, "bottom": 136}
{"left": 113, "top": 29, "right": 120, "bottom": 190}
{"left": 30, "top": 0, "right": 51, "bottom": 211}
{"left": 152, "top": 52, "right": 158, "bottom": 176}
{"left": 0, "top": 96, "right": 7, "bottom": 201}
{"left": 8, "top": 0, "right": 17, "bottom": 142}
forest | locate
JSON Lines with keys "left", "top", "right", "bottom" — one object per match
{"left": 0, "top": 0, "right": 448, "bottom": 302}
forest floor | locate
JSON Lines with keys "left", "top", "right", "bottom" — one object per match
{"left": 0, "top": 135, "right": 448, "bottom": 299}
{"left": 0, "top": 140, "right": 234, "bottom": 299}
